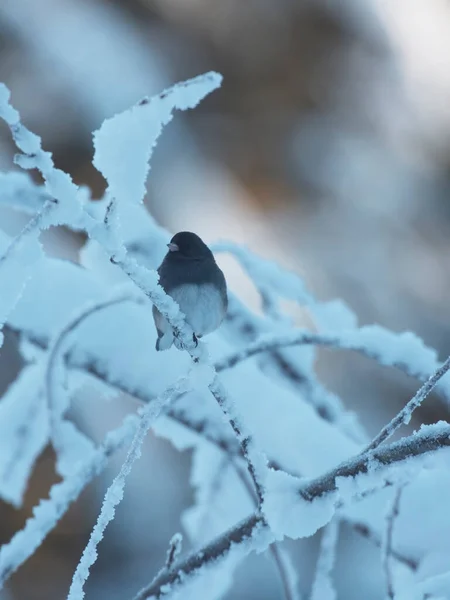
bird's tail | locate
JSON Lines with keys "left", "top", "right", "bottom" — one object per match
{"left": 155, "top": 330, "right": 174, "bottom": 351}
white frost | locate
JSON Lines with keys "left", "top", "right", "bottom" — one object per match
{"left": 93, "top": 72, "right": 222, "bottom": 206}
{"left": 263, "top": 470, "right": 336, "bottom": 540}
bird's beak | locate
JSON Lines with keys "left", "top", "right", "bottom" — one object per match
{"left": 167, "top": 242, "right": 179, "bottom": 252}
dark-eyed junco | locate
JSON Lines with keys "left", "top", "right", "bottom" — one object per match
{"left": 153, "top": 231, "right": 228, "bottom": 351}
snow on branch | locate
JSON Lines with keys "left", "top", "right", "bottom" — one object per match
{"left": 2, "top": 71, "right": 450, "bottom": 600}
{"left": 381, "top": 486, "right": 404, "bottom": 599}
{"left": 44, "top": 288, "right": 144, "bottom": 473}
{"left": 0, "top": 172, "right": 51, "bottom": 214}
{"left": 216, "top": 327, "right": 446, "bottom": 399}
{"left": 93, "top": 72, "right": 222, "bottom": 206}
{"left": 132, "top": 424, "right": 450, "bottom": 599}
{"left": 363, "top": 355, "right": 450, "bottom": 451}
{"left": 0, "top": 413, "right": 140, "bottom": 587}
{"left": 310, "top": 519, "right": 339, "bottom": 600}
{"left": 68, "top": 373, "right": 196, "bottom": 600}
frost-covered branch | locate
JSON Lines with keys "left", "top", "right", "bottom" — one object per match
{"left": 382, "top": 486, "right": 404, "bottom": 599}
{"left": 165, "top": 534, "right": 183, "bottom": 571}
{"left": 224, "top": 296, "right": 368, "bottom": 444}
{"left": 10, "top": 325, "right": 421, "bottom": 577}
{"left": 208, "top": 377, "right": 266, "bottom": 506}
{"left": 350, "top": 520, "right": 417, "bottom": 571}
{"left": 0, "top": 413, "right": 139, "bottom": 586}
{"left": 216, "top": 329, "right": 442, "bottom": 394}
{"left": 133, "top": 513, "right": 267, "bottom": 600}
{"left": 133, "top": 424, "right": 450, "bottom": 599}
{"left": 310, "top": 520, "right": 339, "bottom": 600}
{"left": 298, "top": 423, "right": 450, "bottom": 501}
{"left": 364, "top": 356, "right": 450, "bottom": 451}
{"left": 68, "top": 373, "right": 194, "bottom": 600}
{"left": 45, "top": 291, "right": 143, "bottom": 453}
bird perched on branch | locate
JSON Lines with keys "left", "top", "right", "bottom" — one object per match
{"left": 153, "top": 231, "right": 228, "bottom": 351}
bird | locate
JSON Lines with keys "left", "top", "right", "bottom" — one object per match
{"left": 153, "top": 231, "right": 228, "bottom": 351}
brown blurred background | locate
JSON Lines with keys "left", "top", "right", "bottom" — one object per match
{"left": 1, "top": 0, "right": 450, "bottom": 598}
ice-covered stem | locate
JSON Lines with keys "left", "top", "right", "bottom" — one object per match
{"left": 270, "top": 545, "right": 301, "bottom": 600}
{"left": 232, "top": 447, "right": 299, "bottom": 600}
{"left": 138, "top": 533, "right": 184, "bottom": 599}
{"left": 382, "top": 486, "right": 404, "bottom": 600}
{"left": 0, "top": 413, "right": 139, "bottom": 587}
{"left": 132, "top": 425, "right": 450, "bottom": 599}
{"left": 0, "top": 83, "right": 80, "bottom": 218}
{"left": 364, "top": 356, "right": 450, "bottom": 452}
{"left": 165, "top": 534, "right": 182, "bottom": 571}
{"left": 216, "top": 329, "right": 447, "bottom": 399}
{"left": 224, "top": 297, "right": 368, "bottom": 444}
{"left": 68, "top": 373, "right": 193, "bottom": 600}
{"left": 299, "top": 423, "right": 450, "bottom": 501}
{"left": 45, "top": 292, "right": 143, "bottom": 452}
{"left": 0, "top": 199, "right": 55, "bottom": 271}
{"left": 208, "top": 376, "right": 266, "bottom": 506}
{"left": 310, "top": 520, "right": 339, "bottom": 600}
{"left": 133, "top": 513, "right": 267, "bottom": 600}
{"left": 350, "top": 520, "right": 417, "bottom": 571}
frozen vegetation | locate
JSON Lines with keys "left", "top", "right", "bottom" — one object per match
{"left": 0, "top": 73, "right": 450, "bottom": 600}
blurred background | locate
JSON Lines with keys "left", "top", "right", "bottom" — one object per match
{"left": 1, "top": 0, "right": 450, "bottom": 598}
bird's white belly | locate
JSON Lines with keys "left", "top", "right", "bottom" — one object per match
{"left": 155, "top": 283, "right": 225, "bottom": 339}
{"left": 171, "top": 283, "right": 225, "bottom": 336}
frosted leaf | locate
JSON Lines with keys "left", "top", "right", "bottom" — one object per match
{"left": 0, "top": 221, "right": 46, "bottom": 340}
{"left": 0, "top": 365, "right": 49, "bottom": 507}
{"left": 0, "top": 172, "right": 50, "bottom": 213}
{"left": 54, "top": 421, "right": 97, "bottom": 477}
{"left": 263, "top": 470, "right": 336, "bottom": 540}
{"left": 310, "top": 520, "right": 339, "bottom": 600}
{"left": 312, "top": 299, "right": 358, "bottom": 332}
{"left": 0, "top": 83, "right": 19, "bottom": 123}
{"left": 93, "top": 72, "right": 222, "bottom": 205}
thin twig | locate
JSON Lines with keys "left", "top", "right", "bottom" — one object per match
{"left": 45, "top": 292, "right": 142, "bottom": 450}
{"left": 364, "top": 356, "right": 450, "bottom": 452}
{"left": 215, "top": 330, "right": 444, "bottom": 396}
{"left": 0, "top": 413, "right": 140, "bottom": 587}
{"left": 165, "top": 534, "right": 182, "bottom": 571}
{"left": 208, "top": 376, "right": 265, "bottom": 506}
{"left": 382, "top": 486, "right": 404, "bottom": 599}
{"left": 310, "top": 519, "right": 339, "bottom": 600}
{"left": 68, "top": 374, "right": 192, "bottom": 600}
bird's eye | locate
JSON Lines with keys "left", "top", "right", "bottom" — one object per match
{"left": 167, "top": 242, "right": 179, "bottom": 252}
